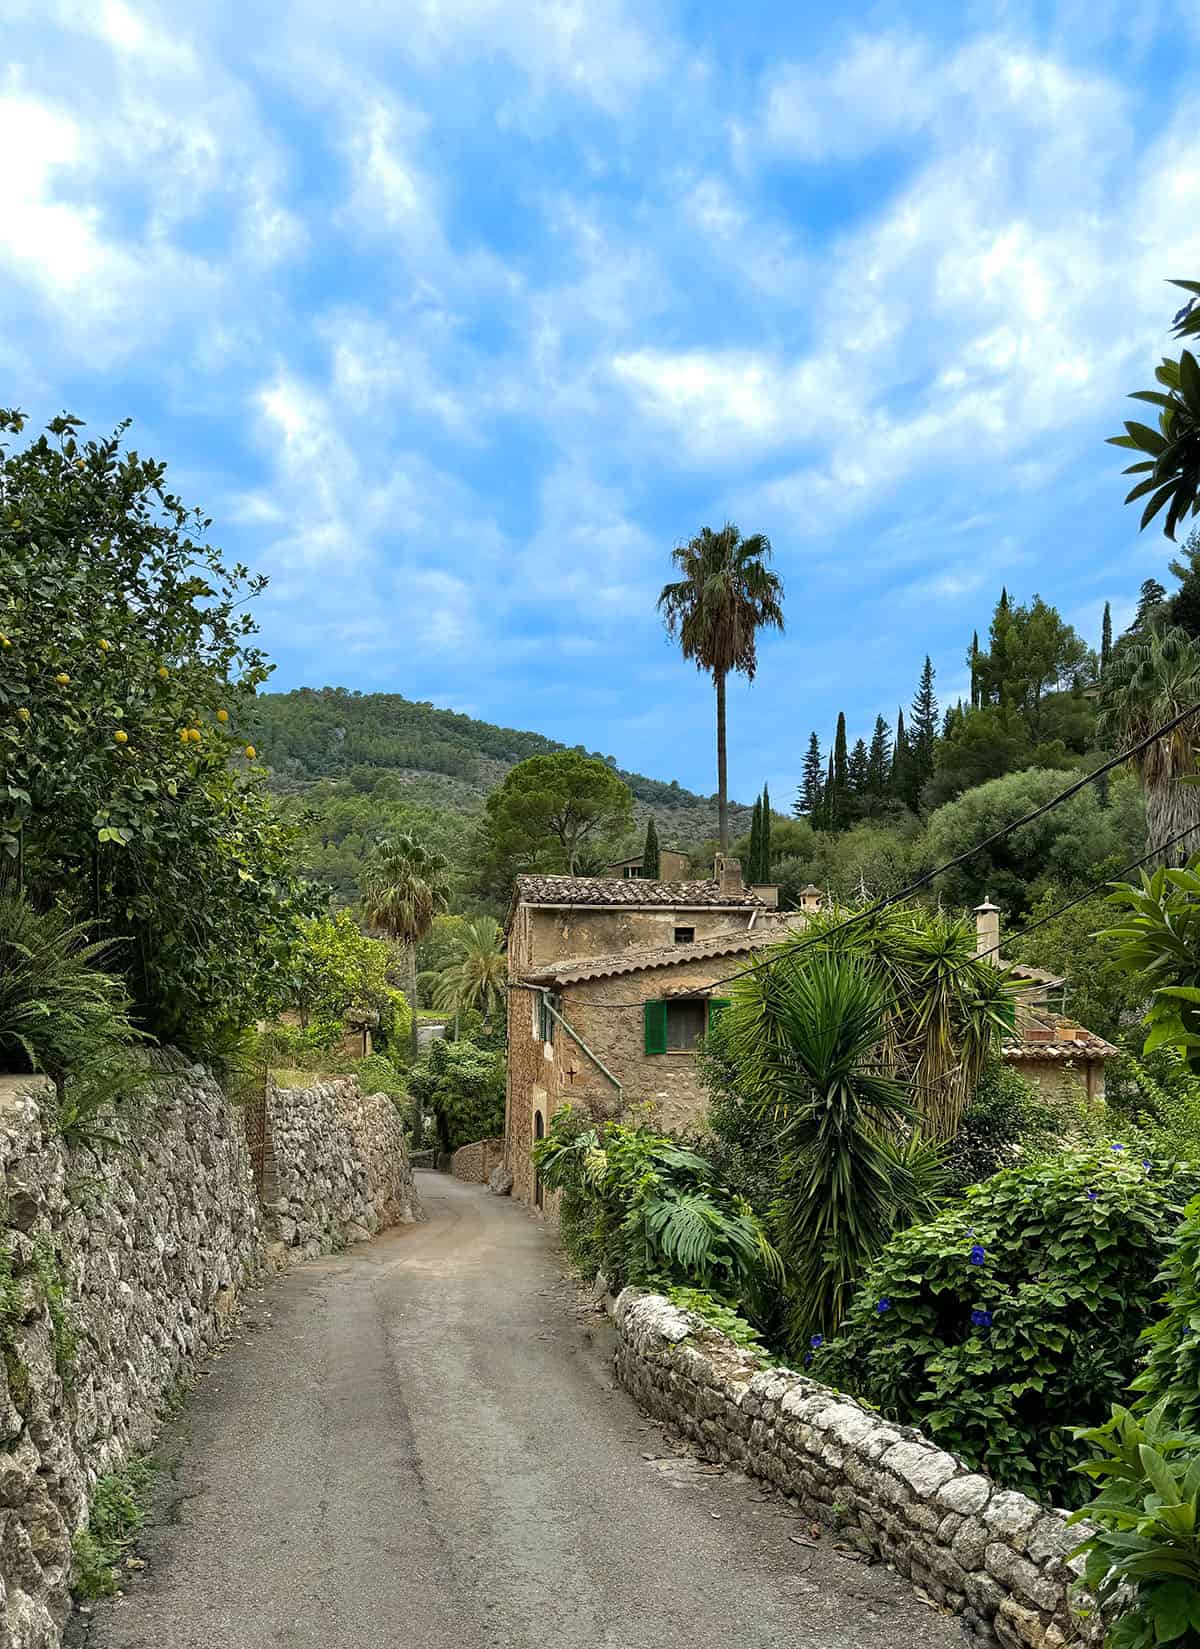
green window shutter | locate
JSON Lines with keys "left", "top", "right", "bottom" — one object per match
{"left": 707, "top": 998, "right": 732, "bottom": 1035}
{"left": 644, "top": 999, "right": 668, "bottom": 1055}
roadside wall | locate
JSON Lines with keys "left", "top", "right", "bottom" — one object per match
{"left": 614, "top": 1291, "right": 1100, "bottom": 1649}
{"left": 450, "top": 1137, "right": 504, "bottom": 1184}
{"left": 0, "top": 1060, "right": 420, "bottom": 1649}
{"left": 265, "top": 1075, "right": 420, "bottom": 1262}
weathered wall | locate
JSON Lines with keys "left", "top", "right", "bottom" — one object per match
{"left": 265, "top": 1075, "right": 420, "bottom": 1262}
{"left": 505, "top": 979, "right": 561, "bottom": 1212}
{"left": 0, "top": 1058, "right": 262, "bottom": 1649}
{"left": 614, "top": 1291, "right": 1100, "bottom": 1649}
{"left": 520, "top": 904, "right": 761, "bottom": 971}
{"left": 0, "top": 1060, "right": 420, "bottom": 1649}
{"left": 1004, "top": 1055, "right": 1105, "bottom": 1104}
{"left": 450, "top": 1137, "right": 504, "bottom": 1184}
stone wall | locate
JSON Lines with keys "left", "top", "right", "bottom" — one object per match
{"left": 0, "top": 1060, "right": 420, "bottom": 1649}
{"left": 614, "top": 1291, "right": 1099, "bottom": 1649}
{"left": 265, "top": 1075, "right": 420, "bottom": 1262}
{"left": 450, "top": 1137, "right": 504, "bottom": 1184}
{"left": 0, "top": 1058, "right": 263, "bottom": 1649}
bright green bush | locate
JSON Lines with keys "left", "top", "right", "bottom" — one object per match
{"left": 942, "top": 1061, "right": 1061, "bottom": 1194}
{"left": 816, "top": 1149, "right": 1200, "bottom": 1506}
{"left": 407, "top": 1036, "right": 504, "bottom": 1152}
{"left": 1132, "top": 1192, "right": 1200, "bottom": 1428}
{"left": 666, "top": 1287, "right": 773, "bottom": 1362}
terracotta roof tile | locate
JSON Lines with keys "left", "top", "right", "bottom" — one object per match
{"left": 511, "top": 873, "right": 766, "bottom": 910}
{"left": 1002, "top": 1006, "right": 1119, "bottom": 1062}
{"left": 522, "top": 928, "right": 791, "bottom": 987}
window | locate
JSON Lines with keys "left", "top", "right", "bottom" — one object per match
{"left": 539, "top": 992, "right": 562, "bottom": 1044}
{"left": 644, "top": 996, "right": 731, "bottom": 1055}
{"left": 674, "top": 926, "right": 695, "bottom": 945}
{"left": 623, "top": 865, "right": 644, "bottom": 879}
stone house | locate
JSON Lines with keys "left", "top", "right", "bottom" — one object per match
{"left": 975, "top": 899, "right": 1118, "bottom": 1102}
{"left": 606, "top": 847, "right": 691, "bottom": 880}
{"left": 503, "top": 859, "right": 803, "bottom": 1211}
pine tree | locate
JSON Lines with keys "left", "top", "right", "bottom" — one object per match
{"left": 1100, "top": 602, "right": 1112, "bottom": 676}
{"left": 969, "top": 631, "right": 980, "bottom": 709}
{"left": 891, "top": 708, "right": 908, "bottom": 805}
{"left": 831, "top": 712, "right": 849, "bottom": 830}
{"left": 797, "top": 731, "right": 823, "bottom": 820}
{"left": 907, "top": 656, "right": 938, "bottom": 807}
{"left": 747, "top": 795, "right": 762, "bottom": 882}
{"left": 1134, "top": 578, "right": 1168, "bottom": 629}
{"left": 987, "top": 588, "right": 1012, "bottom": 707}
{"left": 641, "top": 816, "right": 660, "bottom": 878}
{"left": 760, "top": 783, "right": 772, "bottom": 881}
{"left": 866, "top": 715, "right": 891, "bottom": 796}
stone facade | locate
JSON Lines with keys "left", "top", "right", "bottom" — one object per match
{"left": 265, "top": 1075, "right": 420, "bottom": 1262}
{"left": 614, "top": 1291, "right": 1100, "bottom": 1649}
{"left": 0, "top": 1059, "right": 419, "bottom": 1649}
{"left": 450, "top": 1137, "right": 504, "bottom": 1184}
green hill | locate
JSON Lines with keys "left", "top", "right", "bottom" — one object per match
{"left": 251, "top": 687, "right": 749, "bottom": 902}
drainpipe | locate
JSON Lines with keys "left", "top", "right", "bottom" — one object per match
{"left": 512, "top": 984, "right": 623, "bottom": 1099}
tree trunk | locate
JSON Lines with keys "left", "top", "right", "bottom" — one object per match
{"left": 1148, "top": 775, "right": 1200, "bottom": 866}
{"left": 716, "top": 669, "right": 729, "bottom": 854}
{"left": 406, "top": 943, "right": 420, "bottom": 1062}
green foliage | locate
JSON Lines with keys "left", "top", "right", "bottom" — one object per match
{"left": 1105, "top": 856, "right": 1200, "bottom": 1070}
{"left": 817, "top": 1150, "right": 1200, "bottom": 1505}
{"left": 431, "top": 916, "right": 505, "bottom": 1026}
{"left": 352, "top": 1052, "right": 408, "bottom": 1104}
{"left": 942, "top": 1061, "right": 1062, "bottom": 1194}
{"left": 478, "top": 750, "right": 633, "bottom": 884}
{"left": 1109, "top": 278, "right": 1200, "bottom": 541}
{"left": 1130, "top": 1185, "right": 1200, "bottom": 1430}
{"left": 407, "top": 1036, "right": 505, "bottom": 1153}
{"left": 641, "top": 816, "right": 660, "bottom": 879}
{"left": 1098, "top": 625, "right": 1200, "bottom": 856}
{"left": 1013, "top": 880, "right": 1148, "bottom": 1044}
{"left": 533, "top": 1106, "right": 783, "bottom": 1315}
{"left": 72, "top": 1456, "right": 158, "bottom": 1599}
{"left": 290, "top": 911, "right": 402, "bottom": 1036}
{"left": 666, "top": 1287, "right": 773, "bottom": 1361}
{"left": 0, "top": 892, "right": 138, "bottom": 1091}
{"left": 925, "top": 766, "right": 1145, "bottom": 915}
{"left": 0, "top": 411, "right": 314, "bottom": 1049}
{"left": 1069, "top": 1401, "right": 1200, "bottom": 1649}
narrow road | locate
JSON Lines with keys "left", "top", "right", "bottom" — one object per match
{"left": 78, "top": 1175, "right": 961, "bottom": 1649}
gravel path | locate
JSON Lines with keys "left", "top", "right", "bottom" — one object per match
{"left": 77, "top": 1173, "right": 962, "bottom": 1649}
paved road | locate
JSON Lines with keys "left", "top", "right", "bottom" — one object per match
{"left": 78, "top": 1174, "right": 961, "bottom": 1649}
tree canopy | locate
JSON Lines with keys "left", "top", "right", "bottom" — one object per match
{"left": 479, "top": 749, "right": 633, "bottom": 881}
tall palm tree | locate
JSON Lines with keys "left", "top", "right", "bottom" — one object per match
{"left": 658, "top": 523, "right": 784, "bottom": 854}
{"left": 360, "top": 834, "right": 451, "bottom": 1060}
{"left": 432, "top": 917, "right": 506, "bottom": 1036}
{"left": 1098, "top": 624, "right": 1200, "bottom": 861}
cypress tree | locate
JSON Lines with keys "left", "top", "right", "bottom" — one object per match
{"left": 969, "top": 631, "right": 980, "bottom": 709}
{"left": 747, "top": 796, "right": 762, "bottom": 882}
{"left": 1100, "top": 602, "right": 1112, "bottom": 675}
{"left": 797, "top": 732, "right": 823, "bottom": 820}
{"left": 824, "top": 753, "right": 835, "bottom": 830}
{"left": 989, "top": 588, "right": 1012, "bottom": 706}
{"left": 831, "top": 712, "right": 849, "bottom": 830}
{"left": 641, "top": 816, "right": 660, "bottom": 878}
{"left": 760, "top": 783, "right": 772, "bottom": 881}
{"left": 891, "top": 707, "right": 908, "bottom": 801}
{"left": 866, "top": 715, "right": 891, "bottom": 796}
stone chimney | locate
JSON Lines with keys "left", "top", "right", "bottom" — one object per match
{"left": 715, "top": 854, "right": 744, "bottom": 897}
{"left": 974, "top": 897, "right": 1001, "bottom": 962}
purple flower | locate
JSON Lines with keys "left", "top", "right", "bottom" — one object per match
{"left": 803, "top": 1353, "right": 813, "bottom": 1367}
{"left": 876, "top": 1298, "right": 892, "bottom": 1315}
{"left": 971, "top": 1309, "right": 994, "bottom": 1330}
{"left": 969, "top": 1244, "right": 986, "bottom": 1266}
{"left": 1112, "top": 1143, "right": 1125, "bottom": 1154}
{"left": 1144, "top": 1159, "right": 1153, "bottom": 1175}
{"left": 1086, "top": 1189, "right": 1098, "bottom": 1202}
{"left": 810, "top": 1334, "right": 824, "bottom": 1349}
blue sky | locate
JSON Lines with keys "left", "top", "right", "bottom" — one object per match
{"left": 6, "top": 1, "right": 1200, "bottom": 805}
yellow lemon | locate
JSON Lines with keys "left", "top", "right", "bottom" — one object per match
{"left": 216, "top": 708, "right": 228, "bottom": 723}
{"left": 98, "top": 639, "right": 110, "bottom": 652}
{"left": 189, "top": 728, "right": 201, "bottom": 743}
{"left": 16, "top": 707, "right": 30, "bottom": 722}
{"left": 157, "top": 666, "right": 169, "bottom": 679}
{"left": 114, "top": 730, "right": 128, "bottom": 745}
{"left": 0, "top": 635, "right": 10, "bottom": 649}
{"left": 244, "top": 745, "right": 256, "bottom": 760}
{"left": 178, "top": 728, "right": 190, "bottom": 743}
{"left": 54, "top": 672, "right": 70, "bottom": 686}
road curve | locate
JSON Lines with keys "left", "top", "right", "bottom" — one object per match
{"left": 77, "top": 1173, "right": 961, "bottom": 1649}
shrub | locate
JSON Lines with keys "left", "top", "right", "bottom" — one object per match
{"left": 1132, "top": 1192, "right": 1200, "bottom": 1429}
{"left": 1070, "top": 1401, "right": 1200, "bottom": 1649}
{"left": 407, "top": 1036, "right": 505, "bottom": 1153}
{"left": 943, "top": 1060, "right": 1061, "bottom": 1193}
{"left": 816, "top": 1149, "right": 1200, "bottom": 1506}
{"left": 72, "top": 1456, "right": 158, "bottom": 1599}
{"left": 533, "top": 1107, "right": 783, "bottom": 1318}
{"left": 353, "top": 1052, "right": 407, "bottom": 1104}
{"left": 666, "top": 1287, "right": 773, "bottom": 1362}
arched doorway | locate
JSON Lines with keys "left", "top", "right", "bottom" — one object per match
{"left": 533, "top": 1110, "right": 544, "bottom": 1210}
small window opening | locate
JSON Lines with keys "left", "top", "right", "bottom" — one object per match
{"left": 665, "top": 998, "right": 707, "bottom": 1051}
{"left": 674, "top": 925, "right": 695, "bottom": 944}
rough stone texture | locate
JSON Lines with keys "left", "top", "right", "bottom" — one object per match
{"left": 613, "top": 1290, "right": 1103, "bottom": 1649}
{"left": 488, "top": 1163, "right": 513, "bottom": 1196}
{"left": 0, "top": 1060, "right": 421, "bottom": 1649}
{"left": 265, "top": 1075, "right": 420, "bottom": 1261}
{"left": 450, "top": 1137, "right": 504, "bottom": 1185}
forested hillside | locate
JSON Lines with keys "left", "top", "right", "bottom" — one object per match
{"left": 250, "top": 688, "right": 752, "bottom": 901}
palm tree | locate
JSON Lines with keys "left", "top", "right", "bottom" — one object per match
{"left": 1098, "top": 624, "right": 1200, "bottom": 861}
{"left": 658, "top": 523, "right": 784, "bottom": 854}
{"left": 432, "top": 917, "right": 506, "bottom": 1036}
{"left": 360, "top": 835, "right": 451, "bottom": 1060}
{"left": 722, "top": 953, "right": 942, "bottom": 1346}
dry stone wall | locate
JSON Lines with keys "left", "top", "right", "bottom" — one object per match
{"left": 614, "top": 1291, "right": 1100, "bottom": 1649}
{"left": 450, "top": 1137, "right": 504, "bottom": 1184}
{"left": 264, "top": 1075, "right": 419, "bottom": 1261}
{"left": 0, "top": 1059, "right": 420, "bottom": 1649}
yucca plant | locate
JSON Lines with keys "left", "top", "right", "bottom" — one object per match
{"left": 1070, "top": 1400, "right": 1200, "bottom": 1648}
{"left": 0, "top": 891, "right": 138, "bottom": 1099}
